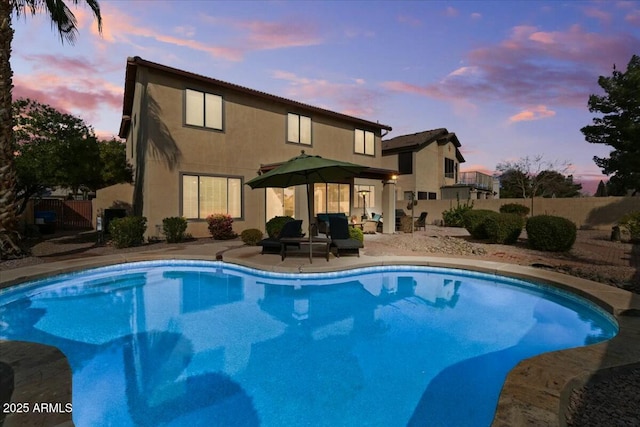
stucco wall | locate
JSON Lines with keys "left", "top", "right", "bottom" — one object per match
{"left": 93, "top": 183, "right": 135, "bottom": 228}
{"left": 404, "top": 196, "right": 640, "bottom": 230}
{"left": 391, "top": 140, "right": 461, "bottom": 201}
{"left": 122, "top": 65, "right": 392, "bottom": 238}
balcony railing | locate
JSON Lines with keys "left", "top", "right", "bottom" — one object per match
{"left": 457, "top": 171, "right": 493, "bottom": 190}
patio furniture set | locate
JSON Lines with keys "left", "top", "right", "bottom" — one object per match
{"left": 259, "top": 216, "right": 363, "bottom": 262}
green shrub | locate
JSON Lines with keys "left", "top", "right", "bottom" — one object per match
{"left": 462, "top": 209, "right": 499, "bottom": 239}
{"left": 206, "top": 214, "right": 238, "bottom": 240}
{"left": 162, "top": 216, "right": 188, "bottom": 243}
{"left": 442, "top": 199, "right": 474, "bottom": 227}
{"left": 241, "top": 228, "right": 264, "bottom": 245}
{"left": 109, "top": 216, "right": 147, "bottom": 248}
{"left": 526, "top": 215, "right": 576, "bottom": 252}
{"left": 618, "top": 211, "right": 640, "bottom": 242}
{"left": 499, "top": 203, "right": 530, "bottom": 217}
{"left": 349, "top": 226, "right": 364, "bottom": 243}
{"left": 265, "top": 216, "right": 294, "bottom": 238}
{"left": 484, "top": 213, "right": 524, "bottom": 244}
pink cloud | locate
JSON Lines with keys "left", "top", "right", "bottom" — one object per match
{"left": 584, "top": 7, "right": 613, "bottom": 25}
{"left": 444, "top": 7, "right": 459, "bottom": 17}
{"left": 575, "top": 177, "right": 604, "bottom": 195}
{"left": 13, "top": 71, "right": 122, "bottom": 127}
{"left": 625, "top": 9, "right": 640, "bottom": 25}
{"left": 460, "top": 164, "right": 495, "bottom": 176}
{"left": 509, "top": 105, "right": 556, "bottom": 122}
{"left": 382, "top": 23, "right": 639, "bottom": 110}
{"left": 235, "top": 20, "right": 322, "bottom": 50}
{"left": 397, "top": 15, "right": 422, "bottom": 27}
{"left": 21, "top": 54, "right": 109, "bottom": 74}
{"left": 91, "top": 5, "right": 244, "bottom": 61}
{"left": 271, "top": 70, "right": 383, "bottom": 119}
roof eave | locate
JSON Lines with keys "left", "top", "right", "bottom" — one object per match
{"left": 121, "top": 56, "right": 392, "bottom": 133}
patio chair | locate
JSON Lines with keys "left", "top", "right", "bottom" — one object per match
{"left": 395, "top": 209, "right": 407, "bottom": 231}
{"left": 259, "top": 220, "right": 303, "bottom": 255}
{"left": 329, "top": 216, "right": 363, "bottom": 257}
{"left": 414, "top": 212, "right": 428, "bottom": 231}
{"left": 363, "top": 213, "right": 382, "bottom": 234}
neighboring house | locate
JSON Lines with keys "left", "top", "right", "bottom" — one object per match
{"left": 105, "top": 56, "right": 398, "bottom": 238}
{"left": 381, "top": 128, "right": 495, "bottom": 200}
{"left": 382, "top": 128, "right": 464, "bottom": 200}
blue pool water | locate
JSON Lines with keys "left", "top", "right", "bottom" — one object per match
{"left": 0, "top": 261, "right": 617, "bottom": 427}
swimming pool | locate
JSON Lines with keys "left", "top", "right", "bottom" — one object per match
{"left": 0, "top": 261, "right": 617, "bottom": 426}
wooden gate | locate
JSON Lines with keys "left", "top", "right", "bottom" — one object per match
{"left": 33, "top": 199, "right": 93, "bottom": 230}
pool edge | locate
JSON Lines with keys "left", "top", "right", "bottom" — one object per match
{"left": 1, "top": 250, "right": 639, "bottom": 427}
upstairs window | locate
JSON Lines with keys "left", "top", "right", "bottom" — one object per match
{"left": 398, "top": 152, "right": 413, "bottom": 174}
{"left": 355, "top": 129, "right": 375, "bottom": 156}
{"left": 444, "top": 158, "right": 456, "bottom": 180}
{"left": 185, "top": 89, "right": 223, "bottom": 130}
{"left": 287, "top": 113, "right": 312, "bottom": 145}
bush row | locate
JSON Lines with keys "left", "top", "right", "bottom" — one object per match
{"left": 457, "top": 208, "right": 578, "bottom": 251}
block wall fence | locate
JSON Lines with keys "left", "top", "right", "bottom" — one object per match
{"left": 404, "top": 196, "right": 640, "bottom": 230}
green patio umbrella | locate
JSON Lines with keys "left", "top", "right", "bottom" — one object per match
{"left": 246, "top": 150, "right": 367, "bottom": 262}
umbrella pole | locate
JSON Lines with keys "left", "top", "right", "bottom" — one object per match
{"left": 307, "top": 183, "right": 313, "bottom": 263}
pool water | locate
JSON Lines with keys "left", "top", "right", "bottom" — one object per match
{"left": 0, "top": 261, "right": 617, "bottom": 427}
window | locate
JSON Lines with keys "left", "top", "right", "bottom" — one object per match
{"left": 398, "top": 152, "right": 413, "bottom": 174}
{"left": 314, "top": 183, "right": 350, "bottom": 215}
{"left": 287, "top": 113, "right": 311, "bottom": 145}
{"left": 185, "top": 89, "right": 223, "bottom": 130}
{"left": 182, "top": 174, "right": 242, "bottom": 219}
{"left": 355, "top": 129, "right": 375, "bottom": 155}
{"left": 266, "top": 187, "right": 295, "bottom": 220}
{"left": 354, "top": 185, "right": 375, "bottom": 208}
{"left": 418, "top": 191, "right": 437, "bottom": 200}
{"left": 444, "top": 158, "right": 456, "bottom": 179}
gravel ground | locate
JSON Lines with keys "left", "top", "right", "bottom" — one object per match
{"left": 1, "top": 226, "right": 639, "bottom": 425}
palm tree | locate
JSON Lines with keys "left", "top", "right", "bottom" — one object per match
{"left": 0, "top": 0, "right": 101, "bottom": 259}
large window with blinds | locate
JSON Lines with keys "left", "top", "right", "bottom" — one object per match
{"left": 313, "top": 183, "right": 350, "bottom": 215}
{"left": 182, "top": 174, "right": 242, "bottom": 219}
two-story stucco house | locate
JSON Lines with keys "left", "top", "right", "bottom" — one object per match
{"left": 382, "top": 129, "right": 464, "bottom": 200}
{"left": 108, "top": 57, "right": 398, "bottom": 238}
{"left": 381, "top": 128, "right": 495, "bottom": 201}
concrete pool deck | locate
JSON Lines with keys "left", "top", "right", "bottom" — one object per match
{"left": 1, "top": 239, "right": 639, "bottom": 427}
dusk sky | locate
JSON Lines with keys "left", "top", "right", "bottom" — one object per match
{"left": 11, "top": 0, "right": 640, "bottom": 194}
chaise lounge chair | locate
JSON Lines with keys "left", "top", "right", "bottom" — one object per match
{"left": 329, "top": 216, "right": 363, "bottom": 257}
{"left": 259, "top": 219, "right": 304, "bottom": 255}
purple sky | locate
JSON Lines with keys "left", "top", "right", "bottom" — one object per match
{"left": 11, "top": 1, "right": 640, "bottom": 194}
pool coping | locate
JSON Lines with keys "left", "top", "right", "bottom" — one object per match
{"left": 1, "top": 246, "right": 639, "bottom": 427}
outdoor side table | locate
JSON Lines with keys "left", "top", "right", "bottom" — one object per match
{"left": 280, "top": 237, "right": 330, "bottom": 262}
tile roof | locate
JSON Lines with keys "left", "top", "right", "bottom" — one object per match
{"left": 119, "top": 56, "right": 392, "bottom": 138}
{"left": 382, "top": 128, "right": 454, "bottom": 151}
{"left": 381, "top": 128, "right": 465, "bottom": 162}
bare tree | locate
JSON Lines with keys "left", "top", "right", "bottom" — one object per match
{"left": 496, "top": 155, "right": 572, "bottom": 215}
